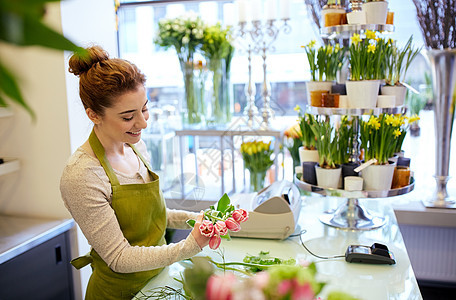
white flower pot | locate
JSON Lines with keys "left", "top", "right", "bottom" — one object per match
{"left": 346, "top": 80, "right": 380, "bottom": 108}
{"left": 381, "top": 85, "right": 407, "bottom": 106}
{"left": 377, "top": 95, "right": 396, "bottom": 108}
{"left": 306, "top": 81, "right": 333, "bottom": 106}
{"left": 315, "top": 165, "right": 342, "bottom": 189}
{"left": 347, "top": 10, "right": 366, "bottom": 25}
{"left": 362, "top": 162, "right": 396, "bottom": 191}
{"left": 362, "top": 1, "right": 388, "bottom": 25}
{"left": 299, "top": 146, "right": 319, "bottom": 164}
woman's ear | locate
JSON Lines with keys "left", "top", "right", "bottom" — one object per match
{"left": 86, "top": 108, "right": 101, "bottom": 124}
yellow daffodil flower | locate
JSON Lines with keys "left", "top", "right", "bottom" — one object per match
{"left": 351, "top": 33, "right": 361, "bottom": 45}
{"left": 393, "top": 129, "right": 402, "bottom": 138}
{"left": 308, "top": 40, "right": 316, "bottom": 48}
{"left": 294, "top": 105, "right": 301, "bottom": 112}
{"left": 408, "top": 114, "right": 420, "bottom": 123}
{"left": 367, "top": 43, "right": 376, "bottom": 53}
{"left": 365, "top": 30, "right": 376, "bottom": 40}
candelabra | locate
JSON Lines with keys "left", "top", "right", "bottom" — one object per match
{"left": 236, "top": 18, "right": 291, "bottom": 128}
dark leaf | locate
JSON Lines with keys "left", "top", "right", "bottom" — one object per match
{"left": 0, "top": 61, "right": 35, "bottom": 120}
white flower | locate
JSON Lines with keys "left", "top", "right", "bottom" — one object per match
{"left": 182, "top": 36, "right": 190, "bottom": 44}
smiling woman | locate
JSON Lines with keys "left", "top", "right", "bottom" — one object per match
{"left": 60, "top": 45, "right": 212, "bottom": 300}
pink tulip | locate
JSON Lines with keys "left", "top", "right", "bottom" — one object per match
{"left": 225, "top": 217, "right": 241, "bottom": 232}
{"left": 291, "top": 281, "right": 314, "bottom": 300}
{"left": 199, "top": 220, "right": 214, "bottom": 237}
{"left": 232, "top": 208, "right": 249, "bottom": 223}
{"left": 253, "top": 271, "right": 270, "bottom": 289}
{"left": 277, "top": 279, "right": 293, "bottom": 296}
{"left": 214, "top": 221, "right": 228, "bottom": 236}
{"left": 209, "top": 234, "right": 221, "bottom": 249}
{"left": 206, "top": 273, "right": 236, "bottom": 300}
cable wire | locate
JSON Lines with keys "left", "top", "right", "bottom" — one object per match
{"left": 296, "top": 229, "right": 345, "bottom": 260}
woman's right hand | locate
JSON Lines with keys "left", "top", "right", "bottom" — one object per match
{"left": 191, "top": 211, "right": 210, "bottom": 249}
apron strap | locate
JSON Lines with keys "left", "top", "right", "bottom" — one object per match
{"left": 89, "top": 129, "right": 120, "bottom": 186}
{"left": 70, "top": 252, "right": 93, "bottom": 270}
{"left": 129, "top": 143, "right": 153, "bottom": 172}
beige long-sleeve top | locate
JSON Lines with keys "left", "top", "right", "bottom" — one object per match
{"left": 60, "top": 140, "right": 201, "bottom": 273}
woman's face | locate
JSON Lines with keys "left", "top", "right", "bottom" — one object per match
{"left": 95, "top": 85, "right": 149, "bottom": 146}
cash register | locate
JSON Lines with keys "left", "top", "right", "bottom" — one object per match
{"left": 230, "top": 180, "right": 302, "bottom": 239}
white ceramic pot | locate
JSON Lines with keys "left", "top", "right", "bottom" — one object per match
{"left": 347, "top": 10, "right": 366, "bottom": 25}
{"left": 306, "top": 81, "right": 333, "bottom": 105}
{"left": 362, "top": 162, "right": 396, "bottom": 191}
{"left": 346, "top": 80, "right": 380, "bottom": 108}
{"left": 315, "top": 165, "right": 342, "bottom": 189}
{"left": 299, "top": 146, "right": 319, "bottom": 164}
{"left": 377, "top": 95, "right": 396, "bottom": 108}
{"left": 362, "top": 1, "right": 388, "bottom": 25}
{"left": 381, "top": 84, "right": 407, "bottom": 106}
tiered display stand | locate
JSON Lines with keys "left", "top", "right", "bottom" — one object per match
{"left": 295, "top": 23, "right": 415, "bottom": 230}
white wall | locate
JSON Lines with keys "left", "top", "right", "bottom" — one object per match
{"left": 60, "top": 1, "right": 118, "bottom": 299}
{"left": 0, "top": 1, "right": 117, "bottom": 299}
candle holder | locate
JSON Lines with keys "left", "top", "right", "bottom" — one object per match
{"left": 235, "top": 18, "right": 291, "bottom": 128}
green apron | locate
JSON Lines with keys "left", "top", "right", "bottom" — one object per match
{"left": 71, "top": 130, "right": 167, "bottom": 300}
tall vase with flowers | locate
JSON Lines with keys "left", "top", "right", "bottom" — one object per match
{"left": 359, "top": 114, "right": 405, "bottom": 190}
{"left": 346, "top": 30, "right": 388, "bottom": 108}
{"left": 240, "top": 140, "right": 275, "bottom": 192}
{"left": 155, "top": 13, "right": 205, "bottom": 126}
{"left": 309, "top": 118, "right": 342, "bottom": 189}
{"left": 382, "top": 36, "right": 421, "bottom": 106}
{"left": 201, "top": 23, "right": 235, "bottom": 125}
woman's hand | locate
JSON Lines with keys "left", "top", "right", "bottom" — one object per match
{"left": 191, "top": 211, "right": 210, "bottom": 249}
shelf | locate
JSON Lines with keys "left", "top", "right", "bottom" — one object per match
{"left": 321, "top": 24, "right": 395, "bottom": 39}
{"left": 306, "top": 106, "right": 405, "bottom": 116}
{"left": 0, "top": 107, "right": 13, "bottom": 118}
{"left": 0, "top": 159, "right": 20, "bottom": 177}
{"left": 294, "top": 174, "right": 415, "bottom": 199}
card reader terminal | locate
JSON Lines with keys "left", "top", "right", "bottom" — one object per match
{"left": 345, "top": 243, "right": 396, "bottom": 265}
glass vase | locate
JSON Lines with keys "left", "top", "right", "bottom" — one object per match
{"left": 249, "top": 169, "right": 267, "bottom": 193}
{"left": 207, "top": 59, "right": 231, "bottom": 125}
{"left": 180, "top": 61, "right": 203, "bottom": 127}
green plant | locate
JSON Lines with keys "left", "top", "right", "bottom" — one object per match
{"left": 302, "top": 40, "right": 347, "bottom": 81}
{"left": 294, "top": 105, "right": 317, "bottom": 150}
{"left": 384, "top": 36, "right": 421, "bottom": 86}
{"left": 0, "top": 0, "right": 86, "bottom": 120}
{"left": 359, "top": 114, "right": 419, "bottom": 164}
{"left": 349, "top": 30, "right": 388, "bottom": 81}
{"left": 310, "top": 118, "right": 339, "bottom": 168}
{"left": 336, "top": 116, "right": 354, "bottom": 165}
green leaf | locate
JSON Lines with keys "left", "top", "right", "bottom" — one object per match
{"left": 216, "top": 193, "right": 230, "bottom": 212}
{"left": 186, "top": 219, "right": 196, "bottom": 228}
{"left": 0, "top": 61, "right": 35, "bottom": 120}
{"left": 221, "top": 232, "right": 231, "bottom": 240}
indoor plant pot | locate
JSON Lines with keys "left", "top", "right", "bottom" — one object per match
{"left": 315, "top": 164, "right": 342, "bottom": 189}
{"left": 346, "top": 80, "right": 380, "bottom": 108}
{"left": 299, "top": 146, "right": 319, "bottom": 164}
{"left": 362, "top": 0, "right": 388, "bottom": 25}
{"left": 362, "top": 161, "right": 396, "bottom": 191}
{"left": 381, "top": 84, "right": 407, "bottom": 106}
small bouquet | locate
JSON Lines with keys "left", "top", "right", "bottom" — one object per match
{"left": 187, "top": 194, "right": 249, "bottom": 250}
{"left": 240, "top": 140, "right": 275, "bottom": 192}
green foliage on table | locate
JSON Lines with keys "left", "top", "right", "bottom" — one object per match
{"left": 384, "top": 36, "right": 421, "bottom": 86}
{"left": 243, "top": 251, "right": 296, "bottom": 273}
{"left": 349, "top": 30, "right": 388, "bottom": 81}
{"left": 0, "top": 0, "right": 86, "bottom": 120}
{"left": 303, "top": 40, "right": 347, "bottom": 81}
